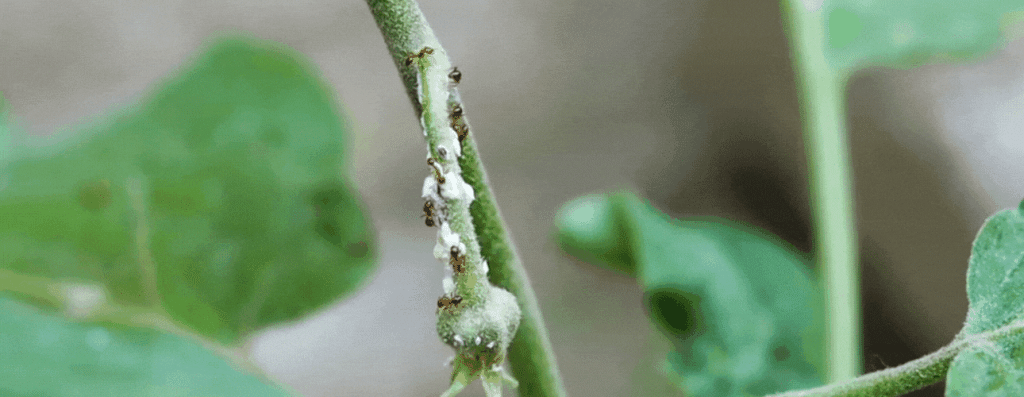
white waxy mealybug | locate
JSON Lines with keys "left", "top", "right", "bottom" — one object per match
{"left": 439, "top": 128, "right": 462, "bottom": 158}
{"left": 422, "top": 176, "right": 441, "bottom": 203}
{"left": 464, "top": 181, "right": 475, "bottom": 201}
{"left": 439, "top": 170, "right": 475, "bottom": 201}
{"left": 443, "top": 277, "right": 455, "bottom": 295}
{"left": 435, "top": 223, "right": 461, "bottom": 261}
{"left": 439, "top": 223, "right": 460, "bottom": 249}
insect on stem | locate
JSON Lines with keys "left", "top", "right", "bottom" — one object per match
{"left": 448, "top": 67, "right": 462, "bottom": 84}
{"left": 427, "top": 157, "right": 446, "bottom": 184}
{"left": 422, "top": 200, "right": 438, "bottom": 227}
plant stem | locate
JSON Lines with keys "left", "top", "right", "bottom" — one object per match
{"left": 766, "top": 319, "right": 1024, "bottom": 397}
{"left": 781, "top": 0, "right": 861, "bottom": 382}
{"left": 363, "top": 1, "right": 568, "bottom": 396}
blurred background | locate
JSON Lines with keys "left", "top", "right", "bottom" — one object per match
{"left": 2, "top": 0, "right": 1023, "bottom": 395}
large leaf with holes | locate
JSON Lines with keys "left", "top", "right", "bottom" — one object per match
{"left": 0, "top": 36, "right": 376, "bottom": 344}
{"left": 555, "top": 192, "right": 824, "bottom": 396}
{"left": 0, "top": 294, "right": 289, "bottom": 396}
{"left": 946, "top": 201, "right": 1024, "bottom": 396}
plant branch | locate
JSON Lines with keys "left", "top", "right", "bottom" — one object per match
{"left": 781, "top": 0, "right": 861, "bottom": 382}
{"left": 766, "top": 319, "right": 1024, "bottom": 397}
{"left": 364, "top": 1, "right": 567, "bottom": 396}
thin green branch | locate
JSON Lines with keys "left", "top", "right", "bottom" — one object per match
{"left": 767, "top": 319, "right": 1024, "bottom": 397}
{"left": 781, "top": 0, "right": 861, "bottom": 382}
{"left": 363, "top": 1, "right": 568, "bottom": 396}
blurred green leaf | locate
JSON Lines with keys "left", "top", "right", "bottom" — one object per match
{"left": 0, "top": 36, "right": 376, "bottom": 344}
{"left": 554, "top": 194, "right": 635, "bottom": 275}
{"left": 0, "top": 294, "right": 289, "bottom": 396}
{"left": 947, "top": 200, "right": 1024, "bottom": 396}
{"left": 555, "top": 192, "right": 824, "bottom": 396}
{"left": 818, "top": 0, "right": 1024, "bottom": 71}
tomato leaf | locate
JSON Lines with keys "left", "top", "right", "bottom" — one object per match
{"left": 0, "top": 35, "right": 376, "bottom": 344}
{"left": 946, "top": 200, "right": 1024, "bottom": 396}
{"left": 0, "top": 294, "right": 289, "bottom": 396}
{"left": 555, "top": 192, "right": 824, "bottom": 396}
{"left": 814, "top": 0, "right": 1024, "bottom": 72}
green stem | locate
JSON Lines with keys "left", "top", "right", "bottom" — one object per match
{"left": 781, "top": 0, "right": 861, "bottom": 382}
{"left": 363, "top": 1, "right": 567, "bottom": 396}
{"left": 766, "top": 319, "right": 1024, "bottom": 397}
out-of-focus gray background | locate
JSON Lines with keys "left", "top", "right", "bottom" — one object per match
{"left": 2, "top": 0, "right": 1023, "bottom": 396}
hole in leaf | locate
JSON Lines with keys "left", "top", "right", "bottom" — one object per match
{"left": 645, "top": 289, "right": 702, "bottom": 339}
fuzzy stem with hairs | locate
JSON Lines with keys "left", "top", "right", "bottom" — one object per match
{"left": 363, "top": 1, "right": 568, "bottom": 396}
{"left": 767, "top": 319, "right": 1024, "bottom": 397}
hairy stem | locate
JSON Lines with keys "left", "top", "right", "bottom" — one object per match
{"left": 767, "top": 319, "right": 1024, "bottom": 397}
{"left": 364, "top": 1, "right": 567, "bottom": 396}
{"left": 781, "top": 0, "right": 861, "bottom": 382}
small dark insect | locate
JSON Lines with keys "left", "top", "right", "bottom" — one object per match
{"left": 452, "top": 123, "right": 468, "bottom": 142}
{"left": 451, "top": 104, "right": 463, "bottom": 118}
{"left": 404, "top": 46, "right": 436, "bottom": 66}
{"left": 448, "top": 67, "right": 462, "bottom": 84}
{"left": 437, "top": 295, "right": 463, "bottom": 312}
{"left": 450, "top": 246, "right": 466, "bottom": 273}
{"left": 422, "top": 200, "right": 437, "bottom": 227}
{"left": 427, "top": 157, "right": 446, "bottom": 183}
{"left": 437, "top": 147, "right": 448, "bottom": 159}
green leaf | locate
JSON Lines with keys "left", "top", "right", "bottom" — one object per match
{"left": 0, "top": 35, "right": 376, "bottom": 344}
{"left": 553, "top": 194, "right": 635, "bottom": 275}
{"left": 947, "top": 345, "right": 1024, "bottom": 396}
{"left": 0, "top": 293, "right": 289, "bottom": 396}
{"left": 555, "top": 192, "right": 824, "bottom": 396}
{"left": 813, "top": 0, "right": 1024, "bottom": 72}
{"left": 947, "top": 201, "right": 1024, "bottom": 396}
